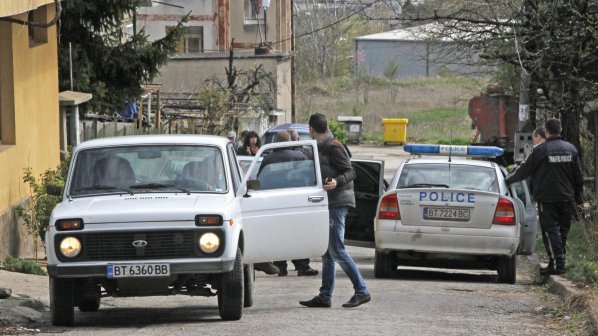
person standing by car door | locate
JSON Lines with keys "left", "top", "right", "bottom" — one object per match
{"left": 506, "top": 118, "right": 583, "bottom": 276}
{"left": 264, "top": 131, "right": 319, "bottom": 277}
{"left": 299, "top": 113, "right": 371, "bottom": 308}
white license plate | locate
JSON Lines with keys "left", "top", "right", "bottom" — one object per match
{"left": 107, "top": 263, "right": 170, "bottom": 278}
{"left": 423, "top": 207, "right": 470, "bottom": 221}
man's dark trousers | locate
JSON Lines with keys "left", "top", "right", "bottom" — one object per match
{"left": 539, "top": 202, "right": 572, "bottom": 265}
{"left": 274, "top": 259, "right": 310, "bottom": 272}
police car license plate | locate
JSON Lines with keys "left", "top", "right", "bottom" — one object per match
{"left": 107, "top": 263, "right": 170, "bottom": 278}
{"left": 423, "top": 207, "right": 470, "bottom": 221}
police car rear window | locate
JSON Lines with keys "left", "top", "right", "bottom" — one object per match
{"left": 397, "top": 164, "right": 499, "bottom": 192}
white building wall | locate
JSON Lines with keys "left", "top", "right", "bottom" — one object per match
{"left": 134, "top": 0, "right": 217, "bottom": 51}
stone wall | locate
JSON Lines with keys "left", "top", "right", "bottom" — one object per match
{"left": 0, "top": 198, "right": 44, "bottom": 260}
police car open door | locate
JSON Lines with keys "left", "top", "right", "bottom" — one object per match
{"left": 240, "top": 140, "right": 329, "bottom": 263}
{"left": 509, "top": 180, "right": 537, "bottom": 255}
{"left": 345, "top": 159, "right": 385, "bottom": 248}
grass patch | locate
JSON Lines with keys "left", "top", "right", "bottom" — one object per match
{"left": 2, "top": 256, "right": 47, "bottom": 276}
{"left": 560, "top": 218, "right": 598, "bottom": 289}
{"left": 536, "top": 217, "right": 598, "bottom": 290}
{"left": 402, "top": 107, "right": 472, "bottom": 144}
{"left": 297, "top": 75, "right": 487, "bottom": 144}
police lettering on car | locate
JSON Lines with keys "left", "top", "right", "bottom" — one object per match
{"left": 419, "top": 191, "right": 475, "bottom": 203}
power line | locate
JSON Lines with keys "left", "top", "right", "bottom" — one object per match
{"left": 273, "top": 0, "right": 385, "bottom": 45}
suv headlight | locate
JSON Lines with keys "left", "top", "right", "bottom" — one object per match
{"left": 198, "top": 232, "right": 220, "bottom": 254}
{"left": 59, "top": 237, "right": 82, "bottom": 258}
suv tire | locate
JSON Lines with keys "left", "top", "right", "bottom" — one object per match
{"left": 497, "top": 256, "right": 516, "bottom": 284}
{"left": 50, "top": 278, "right": 75, "bottom": 326}
{"left": 374, "top": 250, "right": 394, "bottom": 278}
{"left": 218, "top": 248, "right": 243, "bottom": 320}
{"left": 243, "top": 264, "right": 254, "bottom": 308}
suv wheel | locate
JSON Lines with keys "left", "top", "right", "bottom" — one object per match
{"left": 218, "top": 248, "right": 244, "bottom": 320}
{"left": 78, "top": 298, "right": 100, "bottom": 312}
{"left": 497, "top": 256, "right": 516, "bottom": 284}
{"left": 50, "top": 278, "right": 75, "bottom": 326}
{"left": 243, "top": 264, "right": 254, "bottom": 308}
{"left": 374, "top": 250, "right": 394, "bottom": 278}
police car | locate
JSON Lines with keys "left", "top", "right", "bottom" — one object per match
{"left": 45, "top": 135, "right": 329, "bottom": 325}
{"left": 367, "top": 144, "right": 537, "bottom": 283}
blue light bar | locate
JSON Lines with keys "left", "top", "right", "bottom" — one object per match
{"left": 404, "top": 144, "right": 504, "bottom": 157}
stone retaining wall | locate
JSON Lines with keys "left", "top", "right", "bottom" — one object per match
{"left": 0, "top": 198, "right": 44, "bottom": 260}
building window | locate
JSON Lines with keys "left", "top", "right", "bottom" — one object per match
{"left": 244, "top": 0, "right": 265, "bottom": 25}
{"left": 0, "top": 68, "right": 2, "bottom": 144}
{"left": 28, "top": 6, "right": 49, "bottom": 47}
{"left": 0, "top": 25, "right": 15, "bottom": 146}
{"left": 166, "top": 26, "right": 204, "bottom": 53}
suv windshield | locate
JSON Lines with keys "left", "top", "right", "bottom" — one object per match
{"left": 69, "top": 145, "right": 227, "bottom": 197}
{"left": 397, "top": 164, "right": 499, "bottom": 192}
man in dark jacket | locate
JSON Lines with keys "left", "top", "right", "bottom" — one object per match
{"left": 299, "top": 113, "right": 370, "bottom": 308}
{"left": 506, "top": 118, "right": 583, "bottom": 275}
{"left": 260, "top": 131, "right": 319, "bottom": 276}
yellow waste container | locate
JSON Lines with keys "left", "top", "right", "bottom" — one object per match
{"left": 383, "top": 118, "right": 409, "bottom": 145}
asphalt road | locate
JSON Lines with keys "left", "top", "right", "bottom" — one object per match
{"left": 47, "top": 249, "right": 573, "bottom": 336}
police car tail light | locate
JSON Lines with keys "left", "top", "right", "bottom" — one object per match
{"left": 492, "top": 198, "right": 516, "bottom": 225}
{"left": 379, "top": 194, "right": 400, "bottom": 220}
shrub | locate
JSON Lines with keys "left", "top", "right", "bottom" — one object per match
{"left": 2, "top": 256, "right": 47, "bottom": 276}
{"left": 15, "top": 152, "right": 70, "bottom": 245}
{"left": 328, "top": 119, "right": 348, "bottom": 143}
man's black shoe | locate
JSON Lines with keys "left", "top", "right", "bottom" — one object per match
{"left": 298, "top": 267, "right": 318, "bottom": 276}
{"left": 539, "top": 265, "right": 566, "bottom": 276}
{"left": 254, "top": 262, "right": 280, "bottom": 275}
{"left": 342, "top": 293, "right": 371, "bottom": 308}
{"left": 299, "top": 296, "right": 331, "bottom": 308}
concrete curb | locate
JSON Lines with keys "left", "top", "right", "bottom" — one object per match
{"left": 538, "top": 267, "right": 598, "bottom": 334}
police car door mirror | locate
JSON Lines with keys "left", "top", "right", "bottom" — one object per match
{"left": 244, "top": 180, "right": 260, "bottom": 198}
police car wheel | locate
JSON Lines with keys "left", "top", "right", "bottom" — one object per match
{"left": 50, "top": 278, "right": 75, "bottom": 326}
{"left": 243, "top": 264, "right": 254, "bottom": 308}
{"left": 497, "top": 256, "right": 516, "bottom": 284}
{"left": 218, "top": 248, "right": 243, "bottom": 320}
{"left": 374, "top": 251, "right": 394, "bottom": 278}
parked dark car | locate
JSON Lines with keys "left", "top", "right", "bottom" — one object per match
{"left": 262, "top": 123, "right": 311, "bottom": 144}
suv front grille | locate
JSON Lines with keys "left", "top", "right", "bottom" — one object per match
{"left": 84, "top": 230, "right": 196, "bottom": 261}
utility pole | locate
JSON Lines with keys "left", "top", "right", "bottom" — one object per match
{"left": 290, "top": 0, "right": 296, "bottom": 122}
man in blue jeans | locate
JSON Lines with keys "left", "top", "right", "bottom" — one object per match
{"left": 299, "top": 113, "right": 371, "bottom": 308}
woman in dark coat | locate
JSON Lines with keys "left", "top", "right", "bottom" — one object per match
{"left": 237, "top": 131, "right": 261, "bottom": 156}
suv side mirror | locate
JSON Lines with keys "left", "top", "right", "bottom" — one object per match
{"left": 247, "top": 180, "right": 260, "bottom": 191}
{"left": 46, "top": 184, "right": 63, "bottom": 197}
{"left": 243, "top": 180, "right": 260, "bottom": 198}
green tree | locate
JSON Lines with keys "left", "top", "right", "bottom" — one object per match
{"left": 383, "top": 58, "right": 400, "bottom": 103}
{"left": 58, "top": 1, "right": 186, "bottom": 113}
{"left": 385, "top": 0, "right": 598, "bottom": 152}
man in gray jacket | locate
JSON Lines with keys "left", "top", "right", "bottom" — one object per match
{"left": 299, "top": 113, "right": 371, "bottom": 308}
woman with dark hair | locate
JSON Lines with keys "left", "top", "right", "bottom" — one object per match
{"left": 237, "top": 131, "right": 261, "bottom": 156}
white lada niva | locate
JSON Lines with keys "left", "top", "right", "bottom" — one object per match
{"left": 46, "top": 135, "right": 329, "bottom": 325}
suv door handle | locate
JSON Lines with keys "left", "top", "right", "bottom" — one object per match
{"left": 308, "top": 196, "right": 324, "bottom": 203}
